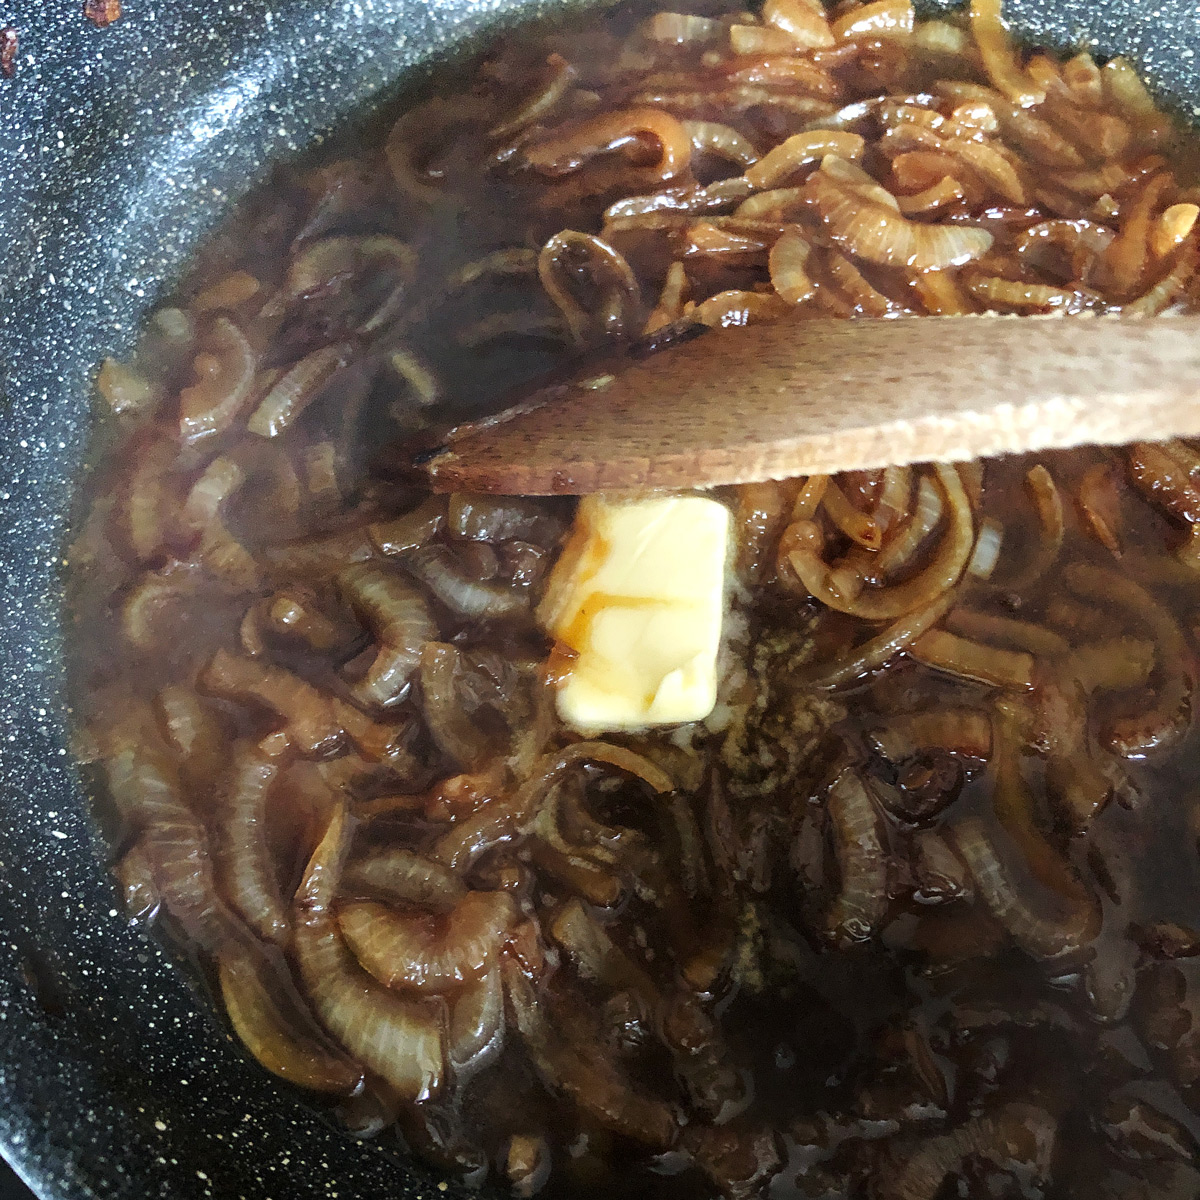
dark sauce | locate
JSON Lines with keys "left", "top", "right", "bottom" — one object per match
{"left": 66, "top": 1, "right": 1200, "bottom": 1196}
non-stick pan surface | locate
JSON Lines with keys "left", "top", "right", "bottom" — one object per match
{"left": 1, "top": 1, "right": 1199, "bottom": 1196}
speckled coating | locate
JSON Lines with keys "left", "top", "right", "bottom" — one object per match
{"left": 0, "top": 0, "right": 1197, "bottom": 1197}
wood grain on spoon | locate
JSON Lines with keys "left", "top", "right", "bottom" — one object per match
{"left": 420, "top": 315, "right": 1200, "bottom": 495}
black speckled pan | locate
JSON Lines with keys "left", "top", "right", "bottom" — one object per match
{"left": 1, "top": 1, "right": 1199, "bottom": 1196}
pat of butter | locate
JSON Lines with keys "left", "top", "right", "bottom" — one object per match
{"left": 538, "top": 494, "right": 730, "bottom": 731}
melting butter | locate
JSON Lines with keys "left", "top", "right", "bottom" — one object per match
{"left": 538, "top": 493, "right": 731, "bottom": 731}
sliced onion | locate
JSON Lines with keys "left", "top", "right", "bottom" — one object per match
{"left": 338, "top": 564, "right": 437, "bottom": 709}
{"left": 803, "top": 156, "right": 992, "bottom": 270}
{"left": 762, "top": 0, "right": 834, "bottom": 48}
{"left": 103, "top": 720, "right": 235, "bottom": 949}
{"left": 831, "top": 0, "right": 914, "bottom": 41}
{"left": 201, "top": 648, "right": 341, "bottom": 756}
{"left": 406, "top": 544, "right": 529, "bottom": 619}
{"left": 178, "top": 316, "right": 256, "bottom": 443}
{"left": 294, "top": 805, "right": 447, "bottom": 1101}
{"left": 767, "top": 228, "right": 816, "bottom": 305}
{"left": 339, "top": 889, "right": 517, "bottom": 992}
{"left": 447, "top": 494, "right": 564, "bottom": 545}
{"left": 1065, "top": 562, "right": 1193, "bottom": 756}
{"left": 489, "top": 52, "right": 576, "bottom": 140}
{"left": 341, "top": 846, "right": 466, "bottom": 911}
{"left": 969, "top": 0, "right": 1044, "bottom": 107}
{"left": 910, "top": 629, "right": 1036, "bottom": 690}
{"left": 449, "top": 965, "right": 505, "bottom": 1072}
{"left": 825, "top": 767, "right": 888, "bottom": 944}
{"left": 870, "top": 708, "right": 993, "bottom": 761}
{"left": 538, "top": 230, "right": 643, "bottom": 345}
{"left": 523, "top": 107, "right": 692, "bottom": 186}
{"left": 729, "top": 24, "right": 800, "bottom": 56}
{"left": 179, "top": 455, "right": 246, "bottom": 536}
{"left": 97, "top": 357, "right": 161, "bottom": 417}
{"left": 247, "top": 343, "right": 350, "bottom": 438}
{"left": 681, "top": 119, "right": 759, "bottom": 168}
{"left": 218, "top": 944, "right": 363, "bottom": 1094}
{"left": 214, "top": 734, "right": 291, "bottom": 943}
{"left": 644, "top": 11, "right": 721, "bottom": 44}
{"left": 789, "top": 464, "right": 973, "bottom": 619}
{"left": 950, "top": 817, "right": 1096, "bottom": 959}
{"left": 746, "top": 130, "right": 864, "bottom": 189}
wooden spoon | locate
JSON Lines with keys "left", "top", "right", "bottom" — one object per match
{"left": 419, "top": 315, "right": 1200, "bottom": 495}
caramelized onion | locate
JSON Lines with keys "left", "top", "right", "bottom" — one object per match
{"left": 178, "top": 317, "right": 256, "bottom": 443}
{"left": 218, "top": 944, "right": 363, "bottom": 1094}
{"left": 201, "top": 648, "right": 341, "bottom": 756}
{"left": 340, "top": 889, "right": 517, "bottom": 992}
{"left": 214, "top": 734, "right": 291, "bottom": 943}
{"left": 803, "top": 155, "right": 992, "bottom": 269}
{"left": 338, "top": 564, "right": 437, "bottom": 708}
{"left": 825, "top": 767, "right": 888, "bottom": 944}
{"left": 294, "top": 805, "right": 446, "bottom": 1100}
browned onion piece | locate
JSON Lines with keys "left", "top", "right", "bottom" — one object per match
{"left": 745, "top": 130, "right": 864, "bottom": 189}
{"left": 103, "top": 720, "right": 236, "bottom": 949}
{"left": 644, "top": 10, "right": 721, "bottom": 43}
{"left": 113, "top": 840, "right": 160, "bottom": 922}
{"left": 1123, "top": 238, "right": 1197, "bottom": 315}
{"left": 523, "top": 106, "right": 692, "bottom": 189}
{"left": 370, "top": 496, "right": 446, "bottom": 557}
{"left": 490, "top": 52, "right": 576, "bottom": 140}
{"left": 800, "top": 590, "right": 956, "bottom": 688}
{"left": 179, "top": 455, "right": 246, "bottom": 537}
{"left": 384, "top": 94, "right": 490, "bottom": 204}
{"left": 762, "top": 0, "right": 834, "bottom": 47}
{"left": 406, "top": 544, "right": 529, "bottom": 619}
{"left": 213, "top": 733, "right": 292, "bottom": 944}
{"left": 339, "top": 889, "right": 517, "bottom": 992}
{"left": 248, "top": 586, "right": 351, "bottom": 655}
{"left": 911, "top": 628, "right": 1036, "bottom": 690}
{"left": 503, "top": 960, "right": 677, "bottom": 1148}
{"left": 950, "top": 818, "right": 1096, "bottom": 959}
{"left": 1102, "top": 171, "right": 1173, "bottom": 298}
{"left": 342, "top": 846, "right": 467, "bottom": 911}
{"left": 194, "top": 515, "right": 264, "bottom": 592}
{"left": 447, "top": 494, "right": 563, "bottom": 545}
{"left": 537, "top": 230, "right": 643, "bottom": 344}
{"left": 217, "top": 944, "right": 363, "bottom": 1094}
{"left": 97, "top": 357, "right": 161, "bottom": 418}
{"left": 549, "top": 896, "right": 656, "bottom": 998}
{"left": 869, "top": 708, "right": 993, "bottom": 761}
{"left": 1065, "top": 562, "right": 1194, "bottom": 755}
{"left": 294, "top": 804, "right": 446, "bottom": 1100}
{"left": 178, "top": 316, "right": 256, "bottom": 443}
{"left": 825, "top": 767, "right": 888, "bottom": 944}
{"left": 789, "top": 464, "right": 973, "bottom": 619}
{"left": 969, "top": 0, "right": 1043, "bottom": 107}
{"left": 338, "top": 564, "right": 437, "bottom": 709}
{"left": 1127, "top": 441, "right": 1200, "bottom": 562}
{"left": 1066, "top": 637, "right": 1156, "bottom": 695}
{"left": 682, "top": 119, "right": 760, "bottom": 168}
{"left": 803, "top": 155, "right": 992, "bottom": 269}
{"left": 880, "top": 1102, "right": 1056, "bottom": 1200}
{"left": 831, "top": 0, "right": 913, "bottom": 41}
{"left": 201, "top": 648, "right": 341, "bottom": 756}
{"left": 246, "top": 343, "right": 350, "bottom": 439}
{"left": 449, "top": 964, "right": 505, "bottom": 1072}
{"left": 420, "top": 642, "right": 492, "bottom": 769}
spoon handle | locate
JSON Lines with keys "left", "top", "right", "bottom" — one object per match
{"left": 422, "top": 314, "right": 1200, "bottom": 495}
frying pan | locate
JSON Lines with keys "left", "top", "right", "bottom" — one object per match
{"left": 2, "top": 1, "right": 1200, "bottom": 1196}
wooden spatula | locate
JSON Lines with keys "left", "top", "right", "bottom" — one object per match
{"left": 417, "top": 315, "right": 1200, "bottom": 495}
